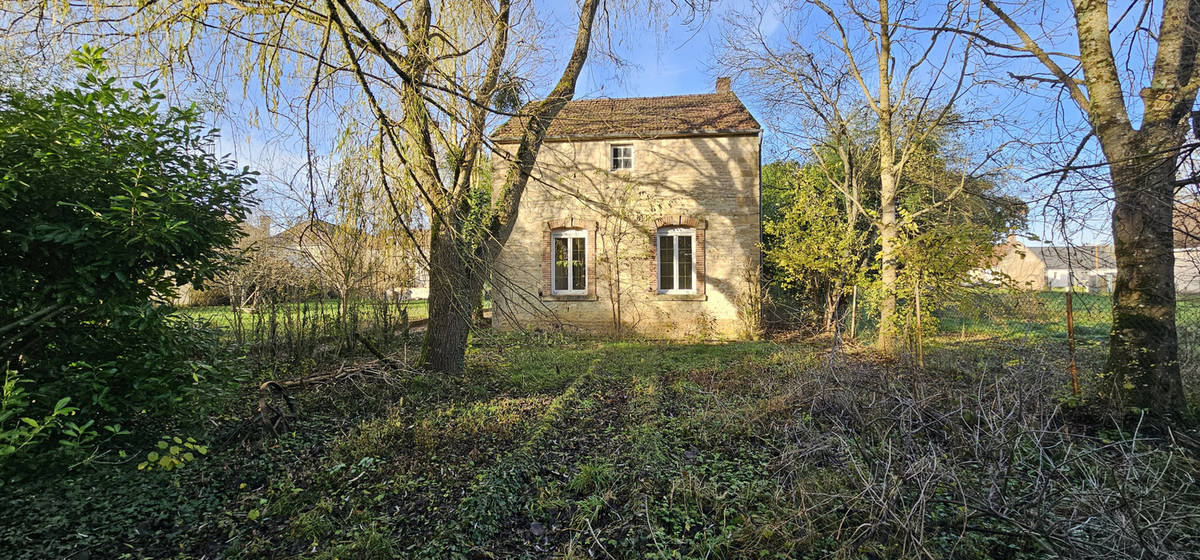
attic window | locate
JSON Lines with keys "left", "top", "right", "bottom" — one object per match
{"left": 611, "top": 144, "right": 633, "bottom": 171}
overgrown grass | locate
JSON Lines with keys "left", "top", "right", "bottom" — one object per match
{"left": 842, "top": 289, "right": 1200, "bottom": 345}
{"left": 182, "top": 299, "right": 429, "bottom": 329}
{"left": 177, "top": 298, "right": 430, "bottom": 380}
{"left": 4, "top": 329, "right": 1197, "bottom": 559}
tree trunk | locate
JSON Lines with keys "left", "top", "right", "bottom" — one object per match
{"left": 873, "top": 0, "right": 900, "bottom": 353}
{"left": 1105, "top": 148, "right": 1186, "bottom": 412}
{"left": 420, "top": 225, "right": 484, "bottom": 373}
{"left": 823, "top": 280, "right": 844, "bottom": 333}
{"left": 417, "top": 0, "right": 599, "bottom": 373}
{"left": 877, "top": 167, "right": 899, "bottom": 351}
{"left": 979, "top": 0, "right": 1199, "bottom": 414}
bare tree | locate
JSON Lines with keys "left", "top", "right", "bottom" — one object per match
{"left": 2, "top": 0, "right": 619, "bottom": 373}
{"left": 970, "top": 0, "right": 1198, "bottom": 413}
{"left": 720, "top": 0, "right": 982, "bottom": 351}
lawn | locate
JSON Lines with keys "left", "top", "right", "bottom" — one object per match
{"left": 931, "top": 291, "right": 1200, "bottom": 397}
{"left": 182, "top": 299, "right": 430, "bottom": 330}
{"left": 934, "top": 290, "right": 1200, "bottom": 340}
{"left": 4, "top": 330, "right": 1197, "bottom": 559}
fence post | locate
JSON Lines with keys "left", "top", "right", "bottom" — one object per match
{"left": 849, "top": 285, "right": 858, "bottom": 340}
{"left": 1066, "top": 288, "right": 1080, "bottom": 396}
{"left": 915, "top": 279, "right": 924, "bottom": 368}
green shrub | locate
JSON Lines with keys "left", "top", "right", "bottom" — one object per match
{"left": 0, "top": 46, "right": 254, "bottom": 464}
{"left": 0, "top": 369, "right": 78, "bottom": 458}
{"left": 137, "top": 434, "right": 209, "bottom": 471}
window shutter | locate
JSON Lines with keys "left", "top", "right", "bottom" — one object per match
{"left": 541, "top": 229, "right": 552, "bottom": 297}
{"left": 649, "top": 227, "right": 659, "bottom": 292}
{"left": 587, "top": 225, "right": 598, "bottom": 297}
{"left": 695, "top": 227, "right": 706, "bottom": 295}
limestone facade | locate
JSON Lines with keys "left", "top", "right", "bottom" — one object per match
{"left": 491, "top": 132, "right": 762, "bottom": 338}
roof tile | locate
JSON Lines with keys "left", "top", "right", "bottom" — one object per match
{"left": 492, "top": 92, "right": 760, "bottom": 141}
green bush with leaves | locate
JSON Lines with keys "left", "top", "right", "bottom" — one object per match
{"left": 138, "top": 435, "right": 209, "bottom": 471}
{"left": 762, "top": 126, "right": 1026, "bottom": 336}
{"left": 0, "top": 369, "right": 78, "bottom": 458}
{"left": 0, "top": 47, "right": 255, "bottom": 465}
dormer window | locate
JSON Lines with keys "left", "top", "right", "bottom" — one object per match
{"left": 610, "top": 144, "right": 634, "bottom": 171}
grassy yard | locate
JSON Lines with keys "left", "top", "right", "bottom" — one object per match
{"left": 932, "top": 291, "right": 1200, "bottom": 398}
{"left": 182, "top": 299, "right": 430, "bottom": 329}
{"left": 935, "top": 290, "right": 1200, "bottom": 340}
{"left": 4, "top": 331, "right": 1197, "bottom": 559}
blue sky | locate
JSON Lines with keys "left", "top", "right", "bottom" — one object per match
{"left": 212, "top": 0, "right": 765, "bottom": 224}
{"left": 571, "top": 6, "right": 737, "bottom": 99}
{"left": 201, "top": 0, "right": 1112, "bottom": 246}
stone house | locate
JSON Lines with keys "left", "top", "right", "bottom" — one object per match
{"left": 975, "top": 240, "right": 1118, "bottom": 293}
{"left": 490, "top": 78, "right": 762, "bottom": 338}
{"left": 1030, "top": 245, "right": 1117, "bottom": 292}
{"left": 974, "top": 236, "right": 1048, "bottom": 290}
{"left": 266, "top": 219, "right": 430, "bottom": 300}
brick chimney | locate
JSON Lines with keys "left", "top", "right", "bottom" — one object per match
{"left": 716, "top": 76, "right": 731, "bottom": 94}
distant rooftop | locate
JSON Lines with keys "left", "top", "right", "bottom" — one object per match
{"left": 492, "top": 78, "right": 760, "bottom": 142}
{"left": 1028, "top": 245, "right": 1115, "bottom": 271}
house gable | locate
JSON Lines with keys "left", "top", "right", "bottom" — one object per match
{"left": 490, "top": 80, "right": 762, "bottom": 338}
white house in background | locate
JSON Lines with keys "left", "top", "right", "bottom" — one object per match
{"left": 979, "top": 237, "right": 1200, "bottom": 295}
{"left": 1027, "top": 245, "right": 1117, "bottom": 292}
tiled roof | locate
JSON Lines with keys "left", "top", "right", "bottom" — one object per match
{"left": 1028, "top": 245, "right": 1115, "bottom": 271}
{"left": 492, "top": 93, "right": 760, "bottom": 142}
{"left": 270, "top": 219, "right": 338, "bottom": 245}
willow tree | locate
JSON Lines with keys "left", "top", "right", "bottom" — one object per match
{"left": 973, "top": 0, "right": 1198, "bottom": 413}
{"left": 4, "top": 0, "right": 612, "bottom": 372}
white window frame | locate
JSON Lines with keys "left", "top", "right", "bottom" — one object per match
{"left": 610, "top": 143, "right": 634, "bottom": 171}
{"left": 657, "top": 227, "right": 697, "bottom": 295}
{"left": 551, "top": 229, "right": 588, "bottom": 295}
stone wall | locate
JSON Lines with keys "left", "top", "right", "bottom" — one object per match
{"left": 491, "top": 133, "right": 761, "bottom": 338}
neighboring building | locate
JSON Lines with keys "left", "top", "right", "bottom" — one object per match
{"left": 267, "top": 219, "right": 430, "bottom": 300}
{"left": 974, "top": 240, "right": 1119, "bottom": 293}
{"left": 490, "top": 78, "right": 762, "bottom": 338}
{"left": 979, "top": 240, "right": 1200, "bottom": 295}
{"left": 1174, "top": 196, "right": 1200, "bottom": 249}
{"left": 266, "top": 218, "right": 340, "bottom": 269}
{"left": 1174, "top": 248, "right": 1200, "bottom": 294}
{"left": 243, "top": 214, "right": 274, "bottom": 243}
{"left": 1030, "top": 245, "right": 1116, "bottom": 292}
{"left": 176, "top": 216, "right": 430, "bottom": 306}
{"left": 1170, "top": 197, "right": 1200, "bottom": 293}
{"left": 171, "top": 215, "right": 272, "bottom": 305}
{"left": 975, "top": 236, "right": 1047, "bottom": 290}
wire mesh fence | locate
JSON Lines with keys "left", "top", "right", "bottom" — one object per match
{"left": 780, "top": 285, "right": 1200, "bottom": 403}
